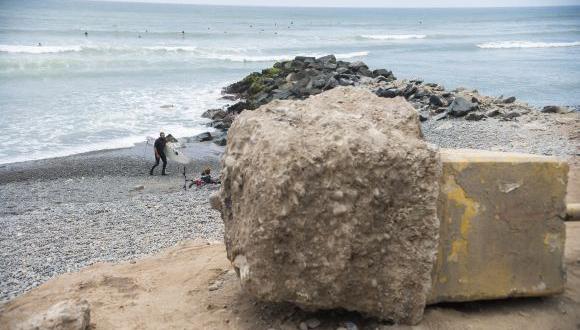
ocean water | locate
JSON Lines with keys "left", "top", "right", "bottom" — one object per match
{"left": 0, "top": 1, "right": 579, "bottom": 164}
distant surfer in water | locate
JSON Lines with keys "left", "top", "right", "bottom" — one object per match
{"left": 150, "top": 131, "right": 168, "bottom": 176}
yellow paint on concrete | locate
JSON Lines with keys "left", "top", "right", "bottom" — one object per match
{"left": 448, "top": 240, "right": 467, "bottom": 262}
{"left": 429, "top": 149, "right": 568, "bottom": 304}
{"left": 441, "top": 174, "right": 479, "bottom": 262}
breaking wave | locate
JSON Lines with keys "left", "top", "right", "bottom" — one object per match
{"left": 477, "top": 41, "right": 580, "bottom": 49}
{"left": 0, "top": 44, "right": 368, "bottom": 62}
{"left": 359, "top": 34, "right": 427, "bottom": 40}
{"left": 0, "top": 45, "right": 83, "bottom": 54}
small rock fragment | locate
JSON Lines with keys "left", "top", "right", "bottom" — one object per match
{"left": 503, "top": 96, "right": 516, "bottom": 104}
{"left": 17, "top": 299, "right": 90, "bottom": 330}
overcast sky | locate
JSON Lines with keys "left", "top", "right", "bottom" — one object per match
{"left": 103, "top": 0, "right": 580, "bottom": 7}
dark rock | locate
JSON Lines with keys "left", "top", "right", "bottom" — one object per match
{"left": 336, "top": 67, "right": 350, "bottom": 75}
{"left": 502, "top": 111, "right": 521, "bottom": 120}
{"left": 503, "top": 96, "right": 516, "bottom": 104}
{"left": 375, "top": 88, "right": 400, "bottom": 98}
{"left": 542, "top": 105, "right": 570, "bottom": 114}
{"left": 485, "top": 109, "right": 501, "bottom": 117}
{"left": 358, "top": 67, "right": 373, "bottom": 77}
{"left": 465, "top": 112, "right": 485, "bottom": 121}
{"left": 212, "top": 121, "right": 228, "bottom": 130}
{"left": 227, "top": 101, "right": 250, "bottom": 114}
{"left": 447, "top": 97, "right": 478, "bottom": 117}
{"left": 323, "top": 77, "right": 339, "bottom": 90}
{"left": 429, "top": 95, "right": 445, "bottom": 107}
{"left": 402, "top": 84, "right": 418, "bottom": 99}
{"left": 202, "top": 108, "right": 227, "bottom": 120}
{"left": 432, "top": 106, "right": 447, "bottom": 114}
{"left": 338, "top": 78, "right": 355, "bottom": 86}
{"left": 289, "top": 60, "right": 306, "bottom": 70}
{"left": 419, "top": 113, "right": 429, "bottom": 122}
{"left": 323, "top": 62, "right": 338, "bottom": 70}
{"left": 372, "top": 69, "right": 392, "bottom": 78}
{"left": 286, "top": 72, "right": 306, "bottom": 82}
{"left": 214, "top": 137, "right": 227, "bottom": 146}
{"left": 374, "top": 75, "right": 392, "bottom": 83}
{"left": 194, "top": 132, "right": 213, "bottom": 142}
{"left": 311, "top": 75, "right": 329, "bottom": 89}
{"left": 220, "top": 95, "right": 238, "bottom": 101}
{"left": 316, "top": 54, "right": 336, "bottom": 64}
{"left": 348, "top": 61, "right": 368, "bottom": 71}
{"left": 272, "top": 89, "right": 293, "bottom": 100}
{"left": 413, "top": 88, "right": 428, "bottom": 99}
{"left": 471, "top": 96, "right": 481, "bottom": 104}
{"left": 254, "top": 92, "right": 271, "bottom": 105}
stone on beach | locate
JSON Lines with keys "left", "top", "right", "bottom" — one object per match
{"left": 16, "top": 299, "right": 90, "bottom": 330}
{"left": 213, "top": 87, "right": 442, "bottom": 324}
{"left": 447, "top": 96, "right": 478, "bottom": 117}
{"left": 542, "top": 105, "right": 571, "bottom": 114}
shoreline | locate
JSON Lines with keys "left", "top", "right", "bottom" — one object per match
{"left": 0, "top": 137, "right": 224, "bottom": 184}
{"left": 0, "top": 138, "right": 225, "bottom": 302}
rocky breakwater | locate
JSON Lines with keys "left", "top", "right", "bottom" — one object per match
{"left": 211, "top": 87, "right": 442, "bottom": 324}
{"left": 201, "top": 55, "right": 395, "bottom": 144}
{"left": 201, "top": 55, "right": 574, "bottom": 146}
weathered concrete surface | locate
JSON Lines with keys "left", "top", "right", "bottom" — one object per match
{"left": 15, "top": 299, "right": 90, "bottom": 330}
{"left": 428, "top": 149, "right": 568, "bottom": 304}
{"left": 215, "top": 87, "right": 442, "bottom": 324}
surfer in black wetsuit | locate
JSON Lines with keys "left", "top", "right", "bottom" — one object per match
{"left": 150, "top": 132, "right": 168, "bottom": 176}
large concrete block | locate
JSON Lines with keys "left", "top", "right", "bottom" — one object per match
{"left": 428, "top": 149, "right": 568, "bottom": 304}
{"left": 215, "top": 87, "right": 441, "bottom": 324}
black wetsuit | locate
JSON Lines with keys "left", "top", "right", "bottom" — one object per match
{"left": 150, "top": 137, "right": 167, "bottom": 175}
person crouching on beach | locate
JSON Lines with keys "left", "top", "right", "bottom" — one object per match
{"left": 201, "top": 167, "right": 219, "bottom": 184}
{"left": 150, "top": 131, "right": 168, "bottom": 176}
{"left": 189, "top": 167, "right": 220, "bottom": 188}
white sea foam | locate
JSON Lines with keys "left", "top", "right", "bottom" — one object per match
{"left": 360, "top": 34, "right": 427, "bottom": 40}
{"left": 477, "top": 41, "right": 580, "bottom": 49}
{"left": 144, "top": 45, "right": 199, "bottom": 52}
{"left": 0, "top": 44, "right": 368, "bottom": 63}
{"left": 0, "top": 44, "right": 83, "bottom": 54}
{"left": 0, "top": 85, "right": 227, "bottom": 165}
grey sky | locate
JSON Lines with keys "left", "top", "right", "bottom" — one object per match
{"left": 104, "top": 0, "right": 580, "bottom": 7}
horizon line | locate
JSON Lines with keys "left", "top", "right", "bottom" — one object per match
{"left": 91, "top": 0, "right": 580, "bottom": 9}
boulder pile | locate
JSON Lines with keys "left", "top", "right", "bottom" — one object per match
{"left": 199, "top": 55, "right": 569, "bottom": 145}
{"left": 202, "top": 55, "right": 395, "bottom": 137}
{"left": 211, "top": 87, "right": 442, "bottom": 324}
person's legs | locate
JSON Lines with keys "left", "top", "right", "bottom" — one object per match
{"left": 150, "top": 155, "right": 160, "bottom": 175}
{"left": 161, "top": 154, "right": 168, "bottom": 175}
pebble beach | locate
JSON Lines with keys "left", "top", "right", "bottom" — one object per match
{"left": 1, "top": 108, "right": 578, "bottom": 302}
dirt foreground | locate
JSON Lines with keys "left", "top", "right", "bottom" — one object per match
{"left": 1, "top": 158, "right": 579, "bottom": 330}
{"left": 1, "top": 222, "right": 579, "bottom": 330}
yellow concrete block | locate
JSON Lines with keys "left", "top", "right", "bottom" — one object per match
{"left": 428, "top": 149, "right": 568, "bottom": 304}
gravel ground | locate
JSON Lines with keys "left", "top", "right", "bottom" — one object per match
{"left": 422, "top": 112, "right": 579, "bottom": 157}
{"left": 0, "top": 141, "right": 224, "bottom": 302}
{"left": 0, "top": 111, "right": 578, "bottom": 303}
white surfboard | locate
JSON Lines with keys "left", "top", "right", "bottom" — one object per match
{"left": 164, "top": 141, "right": 190, "bottom": 164}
